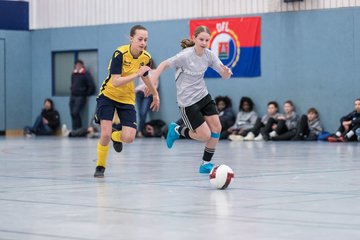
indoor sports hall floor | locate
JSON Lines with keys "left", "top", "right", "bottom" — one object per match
{"left": 0, "top": 137, "right": 359, "bottom": 240}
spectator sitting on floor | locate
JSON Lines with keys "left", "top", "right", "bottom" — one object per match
{"left": 62, "top": 114, "right": 100, "bottom": 138}
{"left": 142, "top": 119, "right": 166, "bottom": 137}
{"left": 215, "top": 95, "right": 236, "bottom": 140}
{"left": 24, "top": 98, "right": 60, "bottom": 137}
{"left": 261, "top": 100, "right": 299, "bottom": 141}
{"left": 62, "top": 110, "right": 121, "bottom": 139}
{"left": 227, "top": 96, "right": 258, "bottom": 141}
{"left": 292, "top": 107, "right": 323, "bottom": 141}
{"left": 244, "top": 101, "right": 280, "bottom": 141}
{"left": 328, "top": 98, "right": 360, "bottom": 142}
{"left": 356, "top": 128, "right": 360, "bottom": 141}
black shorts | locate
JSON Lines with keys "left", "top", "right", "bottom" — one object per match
{"left": 179, "top": 94, "right": 218, "bottom": 131}
{"left": 96, "top": 95, "right": 137, "bottom": 129}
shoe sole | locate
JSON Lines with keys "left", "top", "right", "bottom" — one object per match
{"left": 94, "top": 174, "right": 104, "bottom": 178}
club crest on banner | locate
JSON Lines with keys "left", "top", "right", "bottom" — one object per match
{"left": 190, "top": 17, "right": 261, "bottom": 78}
{"left": 210, "top": 22, "right": 240, "bottom": 69}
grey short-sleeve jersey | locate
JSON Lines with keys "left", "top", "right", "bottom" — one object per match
{"left": 167, "top": 47, "right": 223, "bottom": 107}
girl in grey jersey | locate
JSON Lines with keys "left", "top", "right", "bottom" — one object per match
{"left": 152, "top": 26, "right": 232, "bottom": 173}
{"left": 167, "top": 45, "right": 222, "bottom": 107}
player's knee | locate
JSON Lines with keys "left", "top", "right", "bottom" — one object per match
{"left": 121, "top": 134, "right": 135, "bottom": 143}
{"left": 100, "top": 133, "right": 111, "bottom": 145}
{"left": 212, "top": 125, "right": 222, "bottom": 135}
{"left": 201, "top": 132, "right": 212, "bottom": 142}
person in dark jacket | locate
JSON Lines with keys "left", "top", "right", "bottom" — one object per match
{"left": 214, "top": 96, "right": 235, "bottom": 140}
{"left": 262, "top": 100, "right": 299, "bottom": 141}
{"left": 24, "top": 98, "right": 60, "bottom": 136}
{"left": 69, "top": 60, "right": 95, "bottom": 130}
{"left": 292, "top": 107, "right": 323, "bottom": 141}
{"left": 142, "top": 119, "right": 166, "bottom": 137}
{"left": 328, "top": 98, "right": 360, "bottom": 142}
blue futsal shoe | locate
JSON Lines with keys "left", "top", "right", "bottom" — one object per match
{"left": 166, "top": 122, "right": 180, "bottom": 149}
{"left": 199, "top": 162, "right": 214, "bottom": 174}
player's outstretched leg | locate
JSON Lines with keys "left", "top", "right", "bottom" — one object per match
{"left": 166, "top": 122, "right": 180, "bottom": 149}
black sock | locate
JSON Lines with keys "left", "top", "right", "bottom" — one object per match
{"left": 202, "top": 147, "right": 215, "bottom": 162}
{"left": 178, "top": 126, "right": 191, "bottom": 139}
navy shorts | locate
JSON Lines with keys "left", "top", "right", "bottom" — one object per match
{"left": 96, "top": 95, "right": 137, "bottom": 129}
{"left": 179, "top": 94, "right": 218, "bottom": 131}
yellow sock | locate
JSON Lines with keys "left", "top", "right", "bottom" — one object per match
{"left": 96, "top": 142, "right": 109, "bottom": 167}
{"left": 111, "top": 130, "right": 122, "bottom": 142}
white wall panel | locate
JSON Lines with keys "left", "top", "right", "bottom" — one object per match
{"left": 331, "top": 0, "right": 339, "bottom": 8}
{"left": 227, "top": 0, "right": 233, "bottom": 15}
{"left": 185, "top": 0, "right": 200, "bottom": 19}
{"left": 247, "top": 0, "right": 253, "bottom": 14}
{"left": 231, "top": 0, "right": 237, "bottom": 15}
{"left": 29, "top": 0, "right": 360, "bottom": 29}
{"left": 312, "top": 0, "right": 319, "bottom": 9}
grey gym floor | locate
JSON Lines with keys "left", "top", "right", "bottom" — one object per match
{"left": 0, "top": 137, "right": 359, "bottom": 240}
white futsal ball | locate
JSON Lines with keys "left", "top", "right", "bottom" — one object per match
{"left": 209, "top": 164, "right": 234, "bottom": 190}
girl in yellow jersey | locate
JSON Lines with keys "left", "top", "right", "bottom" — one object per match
{"left": 94, "top": 25, "right": 160, "bottom": 178}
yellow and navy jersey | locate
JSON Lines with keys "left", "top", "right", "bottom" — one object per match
{"left": 98, "top": 44, "right": 151, "bottom": 105}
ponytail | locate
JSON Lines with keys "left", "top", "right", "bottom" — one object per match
{"left": 180, "top": 39, "right": 195, "bottom": 49}
{"left": 180, "top": 26, "right": 210, "bottom": 49}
